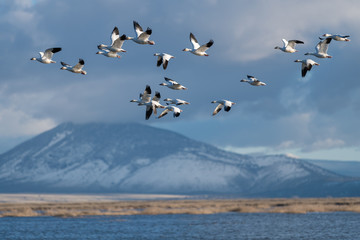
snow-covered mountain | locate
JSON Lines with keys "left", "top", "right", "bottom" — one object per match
{"left": 0, "top": 122, "right": 359, "bottom": 197}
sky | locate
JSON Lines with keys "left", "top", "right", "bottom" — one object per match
{"left": 0, "top": 0, "right": 359, "bottom": 161}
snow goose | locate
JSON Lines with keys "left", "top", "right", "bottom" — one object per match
{"left": 294, "top": 59, "right": 319, "bottom": 77}
{"left": 96, "top": 49, "right": 121, "bottom": 58}
{"left": 145, "top": 91, "right": 165, "bottom": 120}
{"left": 274, "top": 39, "right": 304, "bottom": 53}
{"left": 60, "top": 58, "right": 87, "bottom": 75}
{"left": 211, "top": 100, "right": 235, "bottom": 116}
{"left": 130, "top": 85, "right": 152, "bottom": 105}
{"left": 158, "top": 105, "right": 182, "bottom": 119}
{"left": 154, "top": 53, "right": 175, "bottom": 70}
{"left": 183, "top": 32, "right": 213, "bottom": 56}
{"left": 305, "top": 38, "right": 332, "bottom": 58}
{"left": 128, "top": 21, "right": 155, "bottom": 45}
{"left": 98, "top": 27, "right": 129, "bottom": 53}
{"left": 159, "top": 77, "right": 187, "bottom": 90}
{"left": 240, "top": 75, "right": 266, "bottom": 86}
{"left": 30, "top": 47, "right": 62, "bottom": 64}
{"left": 163, "top": 98, "right": 190, "bottom": 105}
{"left": 320, "top": 34, "right": 350, "bottom": 42}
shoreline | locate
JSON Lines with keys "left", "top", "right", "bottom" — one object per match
{"left": 1, "top": 194, "right": 360, "bottom": 217}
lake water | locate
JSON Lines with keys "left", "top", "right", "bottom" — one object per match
{"left": 0, "top": 212, "right": 359, "bottom": 240}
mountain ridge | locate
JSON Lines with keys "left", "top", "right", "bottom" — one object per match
{"left": 0, "top": 122, "right": 359, "bottom": 197}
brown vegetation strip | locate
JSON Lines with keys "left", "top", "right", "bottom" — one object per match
{"left": 1, "top": 198, "right": 360, "bottom": 217}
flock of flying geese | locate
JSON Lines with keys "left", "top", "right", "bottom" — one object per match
{"left": 30, "top": 21, "right": 350, "bottom": 120}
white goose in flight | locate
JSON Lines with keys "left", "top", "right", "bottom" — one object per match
{"left": 183, "top": 32, "right": 214, "bottom": 56}
{"left": 130, "top": 85, "right": 152, "bottom": 105}
{"left": 96, "top": 49, "right": 121, "bottom": 58}
{"left": 211, "top": 100, "right": 235, "bottom": 116}
{"left": 320, "top": 34, "right": 350, "bottom": 42}
{"left": 30, "top": 47, "right": 62, "bottom": 64}
{"left": 294, "top": 59, "right": 320, "bottom": 77}
{"left": 154, "top": 53, "right": 175, "bottom": 70}
{"left": 159, "top": 77, "right": 187, "bottom": 90}
{"left": 274, "top": 39, "right": 304, "bottom": 53}
{"left": 98, "top": 27, "right": 129, "bottom": 53}
{"left": 240, "top": 75, "right": 266, "bottom": 86}
{"left": 158, "top": 106, "right": 182, "bottom": 119}
{"left": 305, "top": 38, "right": 332, "bottom": 58}
{"left": 128, "top": 21, "right": 155, "bottom": 45}
{"left": 145, "top": 91, "right": 165, "bottom": 120}
{"left": 163, "top": 98, "right": 190, "bottom": 106}
{"left": 60, "top": 59, "right": 87, "bottom": 75}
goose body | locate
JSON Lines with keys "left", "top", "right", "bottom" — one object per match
{"left": 183, "top": 32, "right": 213, "bottom": 56}
{"left": 294, "top": 59, "right": 319, "bottom": 77}
{"left": 144, "top": 91, "right": 165, "bottom": 120}
{"left": 240, "top": 75, "right": 266, "bottom": 86}
{"left": 98, "top": 27, "right": 129, "bottom": 53}
{"left": 158, "top": 105, "right": 182, "bottom": 119}
{"left": 320, "top": 34, "right": 350, "bottom": 42}
{"left": 154, "top": 53, "right": 174, "bottom": 70}
{"left": 211, "top": 100, "right": 235, "bottom": 116}
{"left": 305, "top": 38, "right": 332, "bottom": 58}
{"left": 130, "top": 85, "right": 152, "bottom": 105}
{"left": 274, "top": 39, "right": 304, "bottom": 53}
{"left": 96, "top": 49, "right": 121, "bottom": 58}
{"left": 130, "top": 86, "right": 164, "bottom": 120}
{"left": 60, "top": 58, "right": 87, "bottom": 75}
{"left": 163, "top": 98, "right": 190, "bottom": 105}
{"left": 128, "top": 21, "right": 155, "bottom": 45}
{"left": 30, "top": 47, "right": 61, "bottom": 64}
{"left": 159, "top": 77, "right": 187, "bottom": 90}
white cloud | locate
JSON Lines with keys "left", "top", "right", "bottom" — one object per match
{"left": 0, "top": 107, "right": 56, "bottom": 137}
{"left": 304, "top": 138, "right": 346, "bottom": 152}
{"left": 206, "top": 0, "right": 360, "bottom": 62}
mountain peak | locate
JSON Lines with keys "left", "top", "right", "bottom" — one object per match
{"left": 0, "top": 122, "right": 358, "bottom": 197}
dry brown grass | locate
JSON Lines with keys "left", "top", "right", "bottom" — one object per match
{"left": 1, "top": 197, "right": 360, "bottom": 217}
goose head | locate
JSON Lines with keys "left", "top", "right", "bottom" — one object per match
{"left": 159, "top": 83, "right": 167, "bottom": 86}
{"left": 60, "top": 66, "right": 67, "bottom": 70}
{"left": 182, "top": 48, "right": 192, "bottom": 52}
{"left": 81, "top": 70, "right": 87, "bottom": 75}
{"left": 30, "top": 57, "right": 36, "bottom": 61}
{"left": 97, "top": 44, "right": 106, "bottom": 49}
{"left": 148, "top": 40, "right": 155, "bottom": 45}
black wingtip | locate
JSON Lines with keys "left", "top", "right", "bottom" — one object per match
{"left": 113, "top": 26, "right": 119, "bottom": 35}
{"left": 145, "top": 85, "right": 151, "bottom": 94}
{"left": 145, "top": 27, "right": 152, "bottom": 35}
{"left": 301, "top": 68, "right": 307, "bottom": 77}
{"left": 325, "top": 37, "right": 332, "bottom": 44}
{"left": 79, "top": 59, "right": 85, "bottom": 65}
{"left": 206, "top": 39, "right": 214, "bottom": 48}
{"left": 120, "top": 34, "right": 127, "bottom": 40}
{"left": 52, "top": 47, "right": 62, "bottom": 53}
{"left": 163, "top": 60, "right": 168, "bottom": 70}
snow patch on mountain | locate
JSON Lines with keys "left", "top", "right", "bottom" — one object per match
{"left": 34, "top": 131, "right": 72, "bottom": 157}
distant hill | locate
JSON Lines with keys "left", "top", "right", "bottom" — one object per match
{"left": 0, "top": 122, "right": 359, "bottom": 197}
{"left": 305, "top": 159, "right": 360, "bottom": 177}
